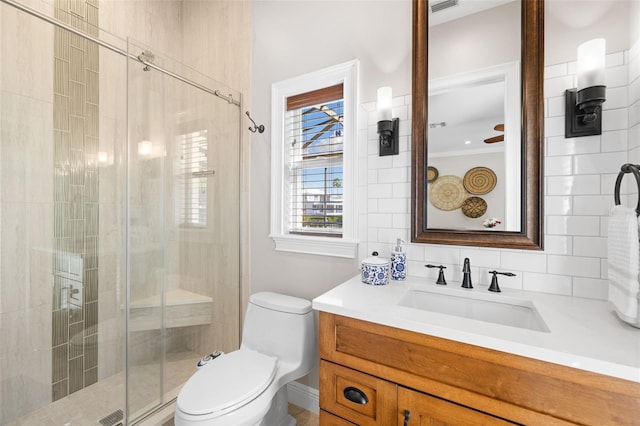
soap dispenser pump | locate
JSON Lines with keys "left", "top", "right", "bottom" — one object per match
{"left": 391, "top": 238, "right": 406, "bottom": 281}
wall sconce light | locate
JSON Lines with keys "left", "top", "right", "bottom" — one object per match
{"left": 565, "top": 38, "right": 606, "bottom": 138}
{"left": 377, "top": 86, "right": 399, "bottom": 156}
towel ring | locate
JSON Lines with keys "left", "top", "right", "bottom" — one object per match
{"left": 614, "top": 163, "right": 640, "bottom": 216}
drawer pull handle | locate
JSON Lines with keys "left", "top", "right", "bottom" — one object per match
{"left": 343, "top": 386, "right": 369, "bottom": 405}
{"left": 403, "top": 409, "right": 411, "bottom": 426}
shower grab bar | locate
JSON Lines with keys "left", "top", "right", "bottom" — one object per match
{"left": 614, "top": 163, "right": 640, "bottom": 216}
{"left": 0, "top": 0, "right": 241, "bottom": 107}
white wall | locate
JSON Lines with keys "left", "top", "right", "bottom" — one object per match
{"left": 250, "top": 0, "right": 413, "bottom": 303}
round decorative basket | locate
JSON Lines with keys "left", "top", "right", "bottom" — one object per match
{"left": 429, "top": 175, "right": 467, "bottom": 211}
{"left": 461, "top": 196, "right": 488, "bottom": 218}
{"left": 427, "top": 166, "right": 439, "bottom": 183}
{"left": 463, "top": 167, "right": 497, "bottom": 195}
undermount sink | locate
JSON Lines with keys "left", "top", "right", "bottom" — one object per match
{"left": 397, "top": 287, "right": 550, "bottom": 333}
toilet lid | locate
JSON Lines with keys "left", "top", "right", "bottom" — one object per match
{"left": 177, "top": 350, "right": 277, "bottom": 416}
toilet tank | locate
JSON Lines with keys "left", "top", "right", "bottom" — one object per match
{"left": 241, "top": 292, "right": 316, "bottom": 371}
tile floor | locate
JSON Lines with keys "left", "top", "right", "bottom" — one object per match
{"left": 7, "top": 351, "right": 199, "bottom": 425}
{"left": 7, "top": 349, "right": 320, "bottom": 426}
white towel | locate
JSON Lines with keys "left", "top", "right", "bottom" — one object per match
{"left": 607, "top": 205, "right": 640, "bottom": 326}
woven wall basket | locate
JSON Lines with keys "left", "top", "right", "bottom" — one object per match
{"left": 429, "top": 175, "right": 467, "bottom": 211}
{"left": 461, "top": 196, "right": 488, "bottom": 218}
{"left": 463, "top": 167, "right": 497, "bottom": 195}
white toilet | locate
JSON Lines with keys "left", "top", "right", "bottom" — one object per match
{"left": 174, "top": 292, "right": 317, "bottom": 426}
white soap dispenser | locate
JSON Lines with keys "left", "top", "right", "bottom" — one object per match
{"left": 391, "top": 238, "right": 406, "bottom": 281}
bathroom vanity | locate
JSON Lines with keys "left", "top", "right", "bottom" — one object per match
{"left": 313, "top": 276, "right": 640, "bottom": 425}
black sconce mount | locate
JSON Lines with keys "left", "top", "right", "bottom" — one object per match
{"left": 378, "top": 117, "right": 399, "bottom": 156}
{"left": 565, "top": 85, "right": 606, "bottom": 138}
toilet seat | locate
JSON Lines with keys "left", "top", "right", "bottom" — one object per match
{"left": 176, "top": 350, "right": 277, "bottom": 418}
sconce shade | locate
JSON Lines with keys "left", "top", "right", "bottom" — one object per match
{"left": 377, "top": 86, "right": 392, "bottom": 122}
{"left": 577, "top": 38, "right": 605, "bottom": 91}
{"left": 565, "top": 38, "right": 606, "bottom": 139}
{"left": 376, "top": 86, "right": 398, "bottom": 156}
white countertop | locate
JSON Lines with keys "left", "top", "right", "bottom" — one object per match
{"left": 312, "top": 275, "right": 640, "bottom": 383}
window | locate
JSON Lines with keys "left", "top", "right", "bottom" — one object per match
{"left": 288, "top": 87, "right": 343, "bottom": 236}
{"left": 176, "top": 129, "right": 210, "bottom": 228}
{"left": 270, "top": 60, "right": 358, "bottom": 257}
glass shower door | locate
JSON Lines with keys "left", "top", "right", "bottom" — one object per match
{"left": 126, "top": 39, "right": 241, "bottom": 421}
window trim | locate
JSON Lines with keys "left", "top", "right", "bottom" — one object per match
{"left": 270, "top": 60, "right": 359, "bottom": 258}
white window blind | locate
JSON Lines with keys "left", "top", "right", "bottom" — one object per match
{"left": 286, "top": 84, "right": 344, "bottom": 237}
{"left": 176, "top": 130, "right": 209, "bottom": 228}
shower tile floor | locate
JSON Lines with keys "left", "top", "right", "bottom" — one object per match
{"left": 7, "top": 351, "right": 200, "bottom": 425}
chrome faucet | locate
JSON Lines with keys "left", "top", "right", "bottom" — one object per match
{"left": 461, "top": 257, "right": 473, "bottom": 289}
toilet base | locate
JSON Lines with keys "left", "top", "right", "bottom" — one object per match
{"left": 259, "top": 387, "right": 296, "bottom": 426}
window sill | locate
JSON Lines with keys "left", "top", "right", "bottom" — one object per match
{"left": 270, "top": 234, "right": 358, "bottom": 258}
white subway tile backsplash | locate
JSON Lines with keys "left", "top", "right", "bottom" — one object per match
{"left": 544, "top": 115, "right": 565, "bottom": 137}
{"left": 501, "top": 251, "right": 546, "bottom": 273}
{"left": 572, "top": 236, "right": 608, "bottom": 258}
{"left": 572, "top": 277, "right": 609, "bottom": 300}
{"left": 392, "top": 213, "right": 410, "bottom": 229}
{"left": 547, "top": 135, "right": 600, "bottom": 156}
{"left": 363, "top": 49, "right": 632, "bottom": 302}
{"left": 600, "top": 130, "right": 628, "bottom": 153}
{"left": 544, "top": 235, "right": 573, "bottom": 255}
{"left": 393, "top": 182, "right": 410, "bottom": 198}
{"left": 547, "top": 96, "right": 564, "bottom": 117}
{"left": 572, "top": 195, "right": 613, "bottom": 216}
{"left": 424, "top": 245, "right": 461, "bottom": 266}
{"left": 544, "top": 63, "right": 567, "bottom": 79}
{"left": 378, "top": 167, "right": 408, "bottom": 184}
{"left": 378, "top": 198, "right": 408, "bottom": 214}
{"left": 545, "top": 156, "right": 573, "bottom": 176}
{"left": 547, "top": 175, "right": 600, "bottom": 195}
{"left": 368, "top": 183, "right": 393, "bottom": 198}
{"left": 601, "top": 173, "right": 626, "bottom": 196}
{"left": 544, "top": 75, "right": 573, "bottom": 99}
{"left": 601, "top": 108, "right": 628, "bottom": 131}
{"left": 573, "top": 151, "right": 627, "bottom": 175}
{"left": 404, "top": 243, "right": 425, "bottom": 262}
{"left": 545, "top": 196, "right": 572, "bottom": 215}
{"left": 460, "top": 248, "right": 502, "bottom": 269}
{"left": 604, "top": 65, "right": 628, "bottom": 89}
{"left": 392, "top": 150, "right": 411, "bottom": 168}
{"left": 606, "top": 51, "right": 625, "bottom": 67}
{"left": 603, "top": 86, "right": 627, "bottom": 110}
{"left": 523, "top": 272, "right": 572, "bottom": 296}
{"left": 546, "top": 215, "right": 600, "bottom": 236}
{"left": 368, "top": 213, "right": 393, "bottom": 228}
{"left": 547, "top": 255, "right": 600, "bottom": 278}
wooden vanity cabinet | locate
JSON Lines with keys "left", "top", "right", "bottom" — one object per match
{"left": 319, "top": 312, "right": 640, "bottom": 425}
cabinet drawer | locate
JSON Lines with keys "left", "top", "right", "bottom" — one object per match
{"left": 320, "top": 410, "right": 357, "bottom": 425}
{"left": 320, "top": 360, "right": 396, "bottom": 426}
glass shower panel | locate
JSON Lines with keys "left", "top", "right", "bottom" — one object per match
{"left": 0, "top": 3, "right": 128, "bottom": 424}
{"left": 126, "top": 39, "right": 241, "bottom": 421}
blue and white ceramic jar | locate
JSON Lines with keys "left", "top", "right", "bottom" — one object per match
{"left": 361, "top": 252, "right": 390, "bottom": 286}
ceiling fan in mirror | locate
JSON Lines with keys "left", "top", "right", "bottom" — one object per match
{"left": 484, "top": 123, "right": 504, "bottom": 144}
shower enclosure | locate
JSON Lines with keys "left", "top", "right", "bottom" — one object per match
{"left": 0, "top": 1, "right": 242, "bottom": 424}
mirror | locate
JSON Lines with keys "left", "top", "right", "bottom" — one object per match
{"left": 411, "top": 0, "right": 544, "bottom": 249}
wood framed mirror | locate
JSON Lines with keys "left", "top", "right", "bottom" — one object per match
{"left": 411, "top": 0, "right": 544, "bottom": 250}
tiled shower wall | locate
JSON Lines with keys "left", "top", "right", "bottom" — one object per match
{"left": 51, "top": 0, "right": 100, "bottom": 401}
{"left": 361, "top": 50, "right": 632, "bottom": 300}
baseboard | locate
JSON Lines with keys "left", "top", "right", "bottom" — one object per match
{"left": 286, "top": 381, "right": 319, "bottom": 415}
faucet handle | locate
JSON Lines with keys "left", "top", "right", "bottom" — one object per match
{"left": 425, "top": 264, "right": 447, "bottom": 285}
{"left": 488, "top": 270, "right": 516, "bottom": 292}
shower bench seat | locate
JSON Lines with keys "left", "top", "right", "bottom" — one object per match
{"left": 129, "top": 288, "right": 213, "bottom": 331}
